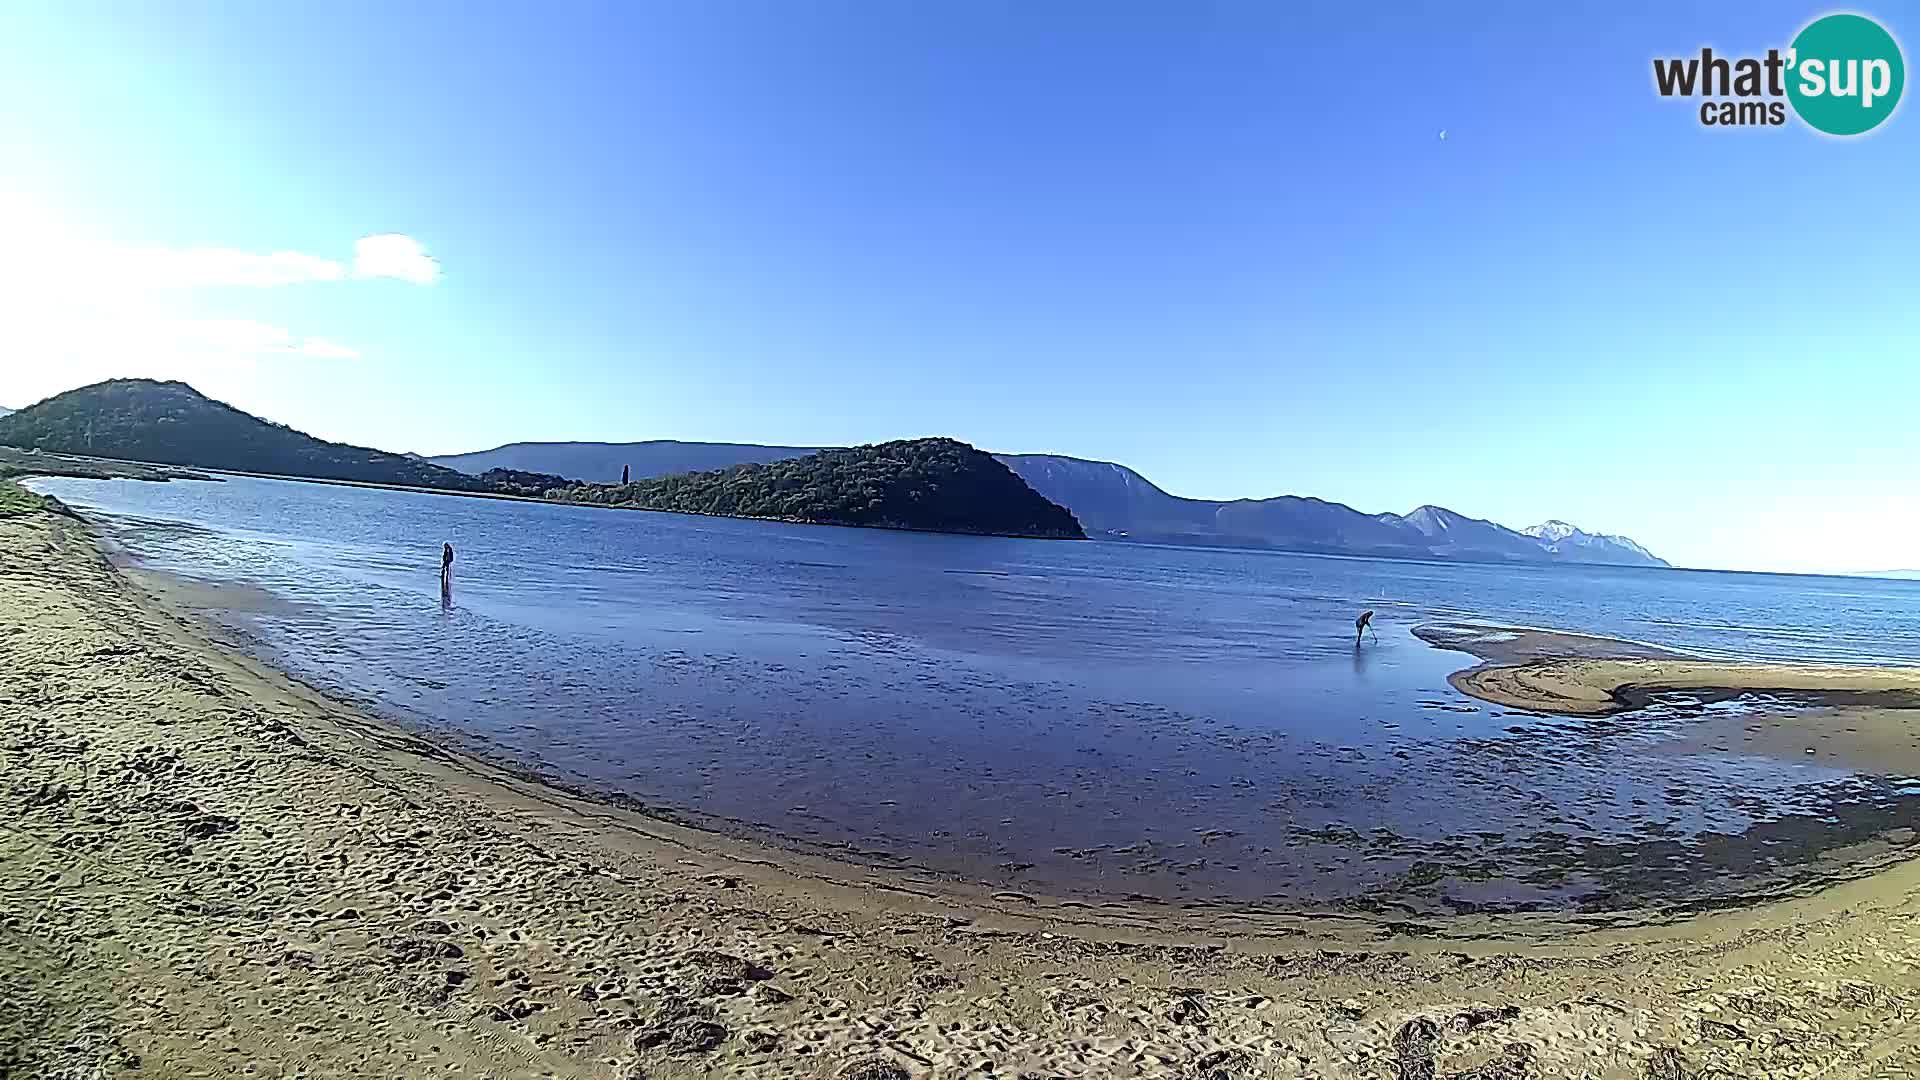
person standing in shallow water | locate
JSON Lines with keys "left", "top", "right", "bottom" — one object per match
{"left": 441, "top": 543, "right": 454, "bottom": 594}
{"left": 1355, "top": 609, "right": 1376, "bottom": 646}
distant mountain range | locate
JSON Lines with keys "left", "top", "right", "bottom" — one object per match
{"left": 0, "top": 381, "right": 1078, "bottom": 540}
{"left": 431, "top": 440, "right": 818, "bottom": 484}
{"left": 0, "top": 382, "right": 1664, "bottom": 564}
{"left": 0, "top": 407, "right": 13, "bottom": 418}
{"left": 433, "top": 441, "right": 1667, "bottom": 566}
{"left": 997, "top": 453, "right": 1665, "bottom": 565}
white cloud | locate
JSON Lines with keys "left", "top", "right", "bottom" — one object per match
{"left": 129, "top": 248, "right": 348, "bottom": 288}
{"left": 0, "top": 310, "right": 363, "bottom": 411}
{"left": 353, "top": 233, "right": 441, "bottom": 285}
{"left": 0, "top": 197, "right": 393, "bottom": 410}
{"left": 0, "top": 197, "right": 438, "bottom": 290}
{"left": 169, "top": 318, "right": 298, "bottom": 352}
{"left": 300, "top": 337, "right": 361, "bottom": 360}
{"left": 162, "top": 319, "right": 361, "bottom": 360}
{"left": 121, "top": 233, "right": 441, "bottom": 289}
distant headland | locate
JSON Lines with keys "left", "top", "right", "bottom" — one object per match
{"left": 0, "top": 380, "right": 1084, "bottom": 540}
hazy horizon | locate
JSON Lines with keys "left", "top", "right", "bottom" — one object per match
{"left": 2, "top": 3, "right": 1915, "bottom": 575}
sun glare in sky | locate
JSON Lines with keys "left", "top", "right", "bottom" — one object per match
{"left": 2, "top": 3, "right": 1917, "bottom": 575}
{"left": 0, "top": 192, "right": 448, "bottom": 395}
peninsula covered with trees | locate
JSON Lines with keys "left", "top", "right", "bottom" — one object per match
{"left": 558, "top": 437, "right": 1085, "bottom": 539}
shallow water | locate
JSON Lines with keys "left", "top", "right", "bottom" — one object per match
{"left": 29, "top": 474, "right": 1920, "bottom": 913}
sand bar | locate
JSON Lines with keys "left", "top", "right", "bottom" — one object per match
{"left": 1419, "top": 621, "right": 1920, "bottom": 719}
{"left": 6, "top": 503, "right": 1920, "bottom": 1077}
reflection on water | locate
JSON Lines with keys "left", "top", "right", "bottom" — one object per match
{"left": 28, "top": 474, "right": 1920, "bottom": 913}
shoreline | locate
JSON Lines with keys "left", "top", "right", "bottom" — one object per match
{"left": 26, "top": 491, "right": 1920, "bottom": 917}
{"left": 3, "top": 448, "right": 1087, "bottom": 542}
{"left": 7, "top": 507, "right": 1920, "bottom": 1075}
{"left": 1418, "top": 621, "right": 1920, "bottom": 717}
{"left": 99, "top": 507, "right": 1920, "bottom": 925}
{"left": 110, "top": 545, "right": 1703, "bottom": 937}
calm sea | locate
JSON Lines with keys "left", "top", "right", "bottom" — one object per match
{"left": 28, "top": 474, "right": 1920, "bottom": 914}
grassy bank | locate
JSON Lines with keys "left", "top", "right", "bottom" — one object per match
{"left": 0, "top": 479, "right": 45, "bottom": 516}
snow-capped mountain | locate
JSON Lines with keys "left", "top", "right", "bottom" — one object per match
{"left": 1525, "top": 520, "right": 1578, "bottom": 543}
{"left": 1524, "top": 520, "right": 1664, "bottom": 566}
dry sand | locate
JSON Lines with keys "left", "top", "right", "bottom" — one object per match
{"left": 1450, "top": 657, "right": 1920, "bottom": 721}
{"left": 6, "top": 505, "right": 1920, "bottom": 1078}
{"left": 1417, "top": 622, "right": 1920, "bottom": 721}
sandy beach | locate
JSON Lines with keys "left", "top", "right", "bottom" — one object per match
{"left": 7, "top": 501, "right": 1920, "bottom": 1079}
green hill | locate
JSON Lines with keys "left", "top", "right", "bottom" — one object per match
{"left": 0, "top": 382, "right": 1081, "bottom": 539}
{"left": 0, "top": 379, "right": 566, "bottom": 496}
{"left": 562, "top": 438, "right": 1085, "bottom": 538}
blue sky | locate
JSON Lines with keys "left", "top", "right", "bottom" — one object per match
{"left": 0, "top": 2, "right": 1914, "bottom": 573}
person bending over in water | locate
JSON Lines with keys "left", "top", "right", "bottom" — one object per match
{"left": 1355, "top": 609, "right": 1376, "bottom": 646}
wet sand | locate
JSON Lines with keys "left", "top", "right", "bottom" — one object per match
{"left": 1652, "top": 701, "right": 1920, "bottom": 776}
{"left": 7, "top": 504, "right": 1920, "bottom": 1078}
{"left": 0, "top": 446, "right": 216, "bottom": 484}
{"left": 1422, "top": 621, "right": 1920, "bottom": 719}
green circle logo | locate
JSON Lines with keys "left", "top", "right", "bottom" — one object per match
{"left": 1787, "top": 13, "right": 1905, "bottom": 135}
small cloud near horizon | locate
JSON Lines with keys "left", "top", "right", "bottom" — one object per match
{"left": 168, "top": 319, "right": 363, "bottom": 360}
{"left": 127, "top": 234, "right": 441, "bottom": 289}
{"left": 352, "top": 234, "right": 440, "bottom": 285}
{"left": 134, "top": 248, "right": 349, "bottom": 288}
{"left": 300, "top": 338, "right": 362, "bottom": 360}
